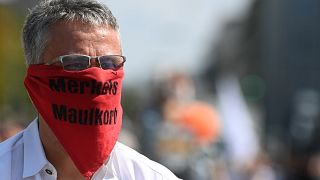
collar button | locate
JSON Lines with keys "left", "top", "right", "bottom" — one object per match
{"left": 45, "top": 169, "right": 53, "bottom": 175}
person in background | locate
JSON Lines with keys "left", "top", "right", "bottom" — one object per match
{"left": 0, "top": 0, "right": 180, "bottom": 179}
{"left": 141, "top": 71, "right": 221, "bottom": 179}
{"left": 0, "top": 120, "right": 23, "bottom": 142}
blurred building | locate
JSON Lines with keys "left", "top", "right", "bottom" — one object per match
{"left": 203, "top": 0, "right": 320, "bottom": 179}
{"left": 261, "top": 1, "right": 320, "bottom": 179}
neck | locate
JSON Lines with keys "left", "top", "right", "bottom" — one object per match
{"left": 38, "top": 115, "right": 85, "bottom": 179}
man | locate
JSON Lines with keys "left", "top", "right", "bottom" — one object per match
{"left": 0, "top": 0, "right": 180, "bottom": 179}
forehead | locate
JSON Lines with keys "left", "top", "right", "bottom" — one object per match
{"left": 42, "top": 20, "right": 121, "bottom": 62}
{"left": 49, "top": 21, "right": 111, "bottom": 35}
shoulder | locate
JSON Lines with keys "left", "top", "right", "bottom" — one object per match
{"left": 110, "top": 142, "right": 181, "bottom": 180}
{"left": 0, "top": 130, "right": 24, "bottom": 156}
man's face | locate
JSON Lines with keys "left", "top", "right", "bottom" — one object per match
{"left": 42, "top": 21, "right": 121, "bottom": 65}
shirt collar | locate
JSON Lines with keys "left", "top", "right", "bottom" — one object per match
{"left": 91, "top": 150, "right": 116, "bottom": 179}
{"left": 21, "top": 118, "right": 116, "bottom": 179}
{"left": 23, "top": 118, "right": 48, "bottom": 178}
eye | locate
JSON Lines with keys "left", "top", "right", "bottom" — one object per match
{"left": 64, "top": 63, "right": 88, "bottom": 71}
{"left": 100, "top": 61, "right": 116, "bottom": 69}
{"left": 99, "top": 56, "right": 124, "bottom": 70}
{"left": 61, "top": 55, "right": 89, "bottom": 71}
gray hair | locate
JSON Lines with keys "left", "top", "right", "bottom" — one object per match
{"left": 22, "top": 0, "right": 119, "bottom": 65}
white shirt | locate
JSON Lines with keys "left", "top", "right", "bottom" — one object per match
{"left": 0, "top": 120, "right": 181, "bottom": 180}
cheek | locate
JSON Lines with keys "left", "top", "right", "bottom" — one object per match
{"left": 42, "top": 46, "right": 58, "bottom": 64}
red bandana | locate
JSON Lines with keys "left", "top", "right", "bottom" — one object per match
{"left": 24, "top": 65, "right": 124, "bottom": 179}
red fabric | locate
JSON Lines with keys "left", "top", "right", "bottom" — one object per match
{"left": 24, "top": 65, "right": 124, "bottom": 179}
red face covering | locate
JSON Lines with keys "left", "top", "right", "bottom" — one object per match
{"left": 24, "top": 65, "right": 124, "bottom": 179}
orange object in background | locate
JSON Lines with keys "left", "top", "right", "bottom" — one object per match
{"left": 177, "top": 101, "right": 221, "bottom": 145}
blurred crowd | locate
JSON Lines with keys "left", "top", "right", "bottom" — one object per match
{"left": 2, "top": 0, "right": 320, "bottom": 180}
{"left": 0, "top": 120, "right": 23, "bottom": 142}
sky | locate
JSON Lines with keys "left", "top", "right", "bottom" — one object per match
{"left": 99, "top": 0, "right": 252, "bottom": 86}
